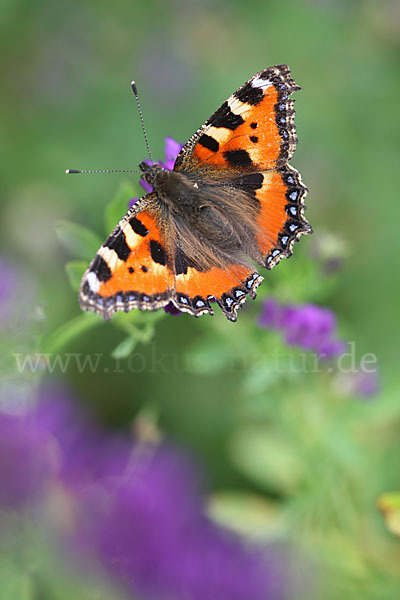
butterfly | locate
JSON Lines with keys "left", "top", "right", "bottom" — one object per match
{"left": 79, "top": 65, "right": 311, "bottom": 322}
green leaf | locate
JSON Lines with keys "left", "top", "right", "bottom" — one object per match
{"left": 208, "top": 491, "right": 283, "bottom": 540}
{"left": 65, "top": 261, "right": 87, "bottom": 292}
{"left": 111, "top": 335, "right": 138, "bottom": 359}
{"left": 104, "top": 181, "right": 140, "bottom": 234}
{"left": 56, "top": 220, "right": 102, "bottom": 261}
{"left": 229, "top": 427, "right": 305, "bottom": 495}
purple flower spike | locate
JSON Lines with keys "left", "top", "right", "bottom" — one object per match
{"left": 80, "top": 444, "right": 284, "bottom": 600}
{"left": 0, "top": 412, "right": 56, "bottom": 507}
{"left": 259, "top": 299, "right": 287, "bottom": 329}
{"left": 259, "top": 299, "right": 346, "bottom": 359}
{"left": 0, "top": 385, "right": 290, "bottom": 600}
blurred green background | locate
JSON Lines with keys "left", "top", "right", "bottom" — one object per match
{"left": 1, "top": 0, "right": 400, "bottom": 598}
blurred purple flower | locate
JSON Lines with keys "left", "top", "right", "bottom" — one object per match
{"left": 0, "top": 257, "right": 35, "bottom": 328}
{"left": 129, "top": 137, "right": 184, "bottom": 208}
{"left": 0, "top": 384, "right": 287, "bottom": 600}
{"left": 260, "top": 299, "right": 346, "bottom": 359}
{"left": 354, "top": 371, "right": 380, "bottom": 397}
{"left": 34, "top": 385, "right": 130, "bottom": 489}
{"left": 0, "top": 383, "right": 129, "bottom": 507}
{"left": 81, "top": 445, "right": 284, "bottom": 600}
{"left": 0, "top": 412, "right": 56, "bottom": 507}
{"left": 334, "top": 370, "right": 380, "bottom": 399}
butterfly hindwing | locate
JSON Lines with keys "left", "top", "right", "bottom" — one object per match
{"left": 80, "top": 193, "right": 174, "bottom": 320}
{"left": 258, "top": 166, "right": 310, "bottom": 269}
{"left": 227, "top": 165, "right": 310, "bottom": 269}
{"left": 172, "top": 259, "right": 263, "bottom": 322}
{"left": 174, "top": 65, "right": 299, "bottom": 176}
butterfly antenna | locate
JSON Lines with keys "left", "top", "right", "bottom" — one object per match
{"left": 131, "top": 81, "right": 153, "bottom": 165}
{"left": 65, "top": 168, "right": 141, "bottom": 174}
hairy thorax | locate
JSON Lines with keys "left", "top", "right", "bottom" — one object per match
{"left": 139, "top": 162, "right": 262, "bottom": 268}
{"left": 141, "top": 164, "right": 203, "bottom": 218}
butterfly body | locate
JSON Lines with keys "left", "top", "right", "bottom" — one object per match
{"left": 80, "top": 65, "right": 311, "bottom": 321}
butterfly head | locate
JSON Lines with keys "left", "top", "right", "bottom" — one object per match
{"left": 139, "top": 161, "right": 184, "bottom": 209}
{"left": 139, "top": 161, "right": 164, "bottom": 186}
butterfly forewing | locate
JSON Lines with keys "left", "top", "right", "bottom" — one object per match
{"left": 174, "top": 65, "right": 299, "bottom": 175}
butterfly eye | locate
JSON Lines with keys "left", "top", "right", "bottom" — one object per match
{"left": 139, "top": 161, "right": 150, "bottom": 173}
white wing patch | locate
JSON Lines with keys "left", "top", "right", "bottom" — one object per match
{"left": 251, "top": 76, "right": 273, "bottom": 90}
{"left": 86, "top": 272, "right": 100, "bottom": 293}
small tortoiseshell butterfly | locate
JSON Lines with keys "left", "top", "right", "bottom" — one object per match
{"left": 79, "top": 65, "right": 311, "bottom": 321}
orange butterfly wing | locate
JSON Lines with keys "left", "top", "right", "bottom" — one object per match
{"left": 174, "top": 65, "right": 299, "bottom": 175}
{"left": 80, "top": 194, "right": 174, "bottom": 320}
{"left": 172, "top": 259, "right": 262, "bottom": 321}
{"left": 227, "top": 167, "right": 310, "bottom": 269}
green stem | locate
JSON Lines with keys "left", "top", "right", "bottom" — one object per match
{"left": 41, "top": 312, "right": 101, "bottom": 354}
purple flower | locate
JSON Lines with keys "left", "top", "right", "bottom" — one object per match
{"left": 0, "top": 384, "right": 128, "bottom": 507}
{"left": 79, "top": 445, "right": 284, "bottom": 600}
{"left": 334, "top": 370, "right": 380, "bottom": 399}
{"left": 259, "top": 299, "right": 346, "bottom": 359}
{"left": 0, "top": 384, "right": 289, "bottom": 600}
{"left": 0, "top": 412, "right": 56, "bottom": 507}
{"left": 0, "top": 257, "right": 35, "bottom": 329}
{"left": 34, "top": 385, "right": 130, "bottom": 489}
